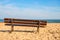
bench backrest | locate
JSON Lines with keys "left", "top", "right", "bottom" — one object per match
{"left": 4, "top": 18, "right": 47, "bottom": 27}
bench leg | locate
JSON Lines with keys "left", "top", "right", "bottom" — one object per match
{"left": 11, "top": 25, "right": 14, "bottom": 31}
{"left": 37, "top": 26, "right": 39, "bottom": 33}
{"left": 10, "top": 25, "right": 14, "bottom": 33}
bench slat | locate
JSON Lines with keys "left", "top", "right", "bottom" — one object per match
{"left": 4, "top": 21, "right": 47, "bottom": 25}
{"left": 4, "top": 18, "right": 39, "bottom": 22}
{"left": 4, "top": 19, "right": 47, "bottom": 23}
{"left": 5, "top": 22, "right": 38, "bottom": 25}
{"left": 4, "top": 20, "right": 38, "bottom": 23}
{"left": 5, "top": 24, "right": 38, "bottom": 27}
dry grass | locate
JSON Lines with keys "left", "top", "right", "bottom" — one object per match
{"left": 0, "top": 22, "right": 60, "bottom": 40}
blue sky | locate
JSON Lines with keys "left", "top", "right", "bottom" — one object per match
{"left": 0, "top": 0, "right": 60, "bottom": 19}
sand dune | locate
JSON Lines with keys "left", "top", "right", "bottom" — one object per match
{"left": 0, "top": 22, "right": 60, "bottom": 40}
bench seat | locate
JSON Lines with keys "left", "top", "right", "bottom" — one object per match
{"left": 4, "top": 18, "right": 47, "bottom": 33}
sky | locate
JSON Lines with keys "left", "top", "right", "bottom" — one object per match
{"left": 0, "top": 0, "right": 60, "bottom": 19}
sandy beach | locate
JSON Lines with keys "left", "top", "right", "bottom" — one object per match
{"left": 0, "top": 22, "right": 60, "bottom": 40}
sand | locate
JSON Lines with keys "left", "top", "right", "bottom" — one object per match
{"left": 0, "top": 22, "right": 60, "bottom": 40}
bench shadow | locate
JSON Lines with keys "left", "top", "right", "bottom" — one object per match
{"left": 0, "top": 30, "right": 34, "bottom": 33}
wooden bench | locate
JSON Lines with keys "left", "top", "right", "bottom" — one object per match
{"left": 4, "top": 18, "right": 47, "bottom": 33}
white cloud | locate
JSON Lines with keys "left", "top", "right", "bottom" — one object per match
{"left": 0, "top": 2, "right": 60, "bottom": 19}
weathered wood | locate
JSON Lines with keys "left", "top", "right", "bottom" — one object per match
{"left": 5, "top": 24, "right": 38, "bottom": 27}
{"left": 10, "top": 19, "right": 14, "bottom": 33}
{"left": 4, "top": 21, "right": 38, "bottom": 25}
{"left": 37, "top": 20, "right": 40, "bottom": 32}
{"left": 4, "top": 18, "right": 39, "bottom": 22}
{"left": 4, "top": 20, "right": 46, "bottom": 25}
{"left": 4, "top": 18, "right": 47, "bottom": 33}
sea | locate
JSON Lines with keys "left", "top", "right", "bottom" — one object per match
{"left": 0, "top": 19, "right": 60, "bottom": 23}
